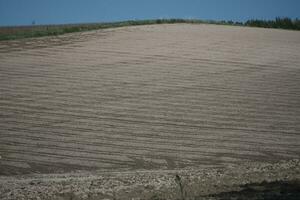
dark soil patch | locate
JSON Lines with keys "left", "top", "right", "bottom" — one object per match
{"left": 206, "top": 180, "right": 300, "bottom": 200}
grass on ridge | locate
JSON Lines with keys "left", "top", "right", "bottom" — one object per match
{"left": 1, "top": 18, "right": 299, "bottom": 41}
{"left": 0, "top": 19, "right": 203, "bottom": 41}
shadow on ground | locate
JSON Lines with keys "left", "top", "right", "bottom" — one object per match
{"left": 204, "top": 180, "right": 300, "bottom": 200}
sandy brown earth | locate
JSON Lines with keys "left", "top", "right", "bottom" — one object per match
{"left": 0, "top": 24, "right": 300, "bottom": 199}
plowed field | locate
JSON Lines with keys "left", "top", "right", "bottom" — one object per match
{"left": 0, "top": 24, "right": 299, "bottom": 176}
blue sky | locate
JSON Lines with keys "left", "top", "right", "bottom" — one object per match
{"left": 0, "top": 0, "right": 300, "bottom": 26}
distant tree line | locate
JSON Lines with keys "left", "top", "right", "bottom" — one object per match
{"left": 244, "top": 17, "right": 300, "bottom": 30}
{"left": 1, "top": 17, "right": 299, "bottom": 41}
{"left": 192, "top": 17, "right": 300, "bottom": 30}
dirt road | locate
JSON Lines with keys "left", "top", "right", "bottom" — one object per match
{"left": 0, "top": 24, "right": 300, "bottom": 199}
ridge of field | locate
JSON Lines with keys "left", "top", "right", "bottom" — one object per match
{"left": 1, "top": 18, "right": 300, "bottom": 41}
{"left": 0, "top": 24, "right": 300, "bottom": 175}
{"left": 0, "top": 19, "right": 211, "bottom": 41}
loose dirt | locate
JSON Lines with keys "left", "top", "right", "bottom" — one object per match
{"left": 0, "top": 24, "right": 300, "bottom": 199}
{"left": 0, "top": 159, "right": 299, "bottom": 199}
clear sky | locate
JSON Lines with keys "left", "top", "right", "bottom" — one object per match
{"left": 1, "top": 0, "right": 300, "bottom": 26}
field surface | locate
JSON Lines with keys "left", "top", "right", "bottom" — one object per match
{"left": 0, "top": 24, "right": 300, "bottom": 176}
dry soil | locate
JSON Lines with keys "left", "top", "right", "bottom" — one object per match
{"left": 0, "top": 24, "right": 300, "bottom": 199}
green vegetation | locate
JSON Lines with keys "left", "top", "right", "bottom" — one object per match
{"left": 0, "top": 19, "right": 202, "bottom": 41}
{"left": 245, "top": 17, "right": 300, "bottom": 30}
{"left": 0, "top": 17, "right": 299, "bottom": 41}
